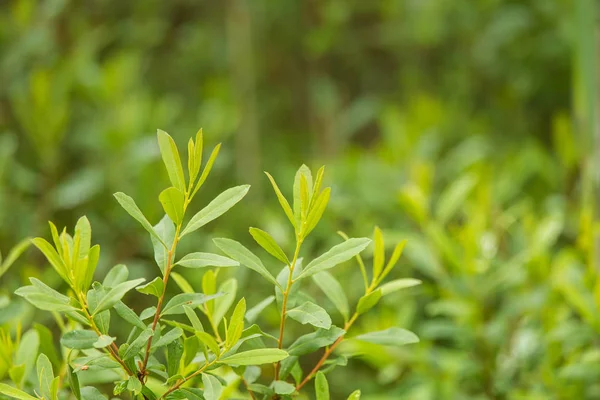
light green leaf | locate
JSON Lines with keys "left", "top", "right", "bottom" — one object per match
{"left": 102, "top": 264, "right": 129, "bottom": 288}
{"left": 347, "top": 390, "right": 361, "bottom": 399}
{"left": 355, "top": 327, "right": 419, "bottom": 347}
{"left": 226, "top": 298, "right": 246, "bottom": 349}
{"left": 213, "top": 238, "right": 279, "bottom": 287}
{"left": 245, "top": 295, "right": 275, "bottom": 324}
{"left": 183, "top": 305, "right": 204, "bottom": 332}
{"left": 68, "top": 366, "right": 80, "bottom": 400}
{"left": 304, "top": 187, "right": 330, "bottom": 236}
{"left": 192, "top": 143, "right": 221, "bottom": 198}
{"left": 181, "top": 185, "right": 250, "bottom": 237}
{"left": 15, "top": 282, "right": 75, "bottom": 312}
{"left": 136, "top": 277, "right": 164, "bottom": 298}
{"left": 36, "top": 354, "right": 53, "bottom": 400}
{"left": 31, "top": 237, "right": 69, "bottom": 284}
{"left": 288, "top": 326, "right": 345, "bottom": 357}
{"left": 220, "top": 348, "right": 288, "bottom": 366}
{"left": 176, "top": 252, "right": 239, "bottom": 269}
{"left": 161, "top": 293, "right": 224, "bottom": 316}
{"left": 379, "top": 240, "right": 407, "bottom": 282}
{"left": 264, "top": 172, "right": 296, "bottom": 229}
{"left": 87, "top": 285, "right": 110, "bottom": 334}
{"left": 380, "top": 279, "right": 422, "bottom": 296}
{"left": 0, "top": 238, "right": 30, "bottom": 279}
{"left": 213, "top": 279, "right": 237, "bottom": 326}
{"left": 315, "top": 371, "right": 330, "bottom": 400}
{"left": 202, "top": 374, "right": 222, "bottom": 400}
{"left": 356, "top": 289, "right": 382, "bottom": 315}
{"left": 312, "top": 271, "right": 349, "bottom": 322}
{"left": 272, "top": 380, "right": 295, "bottom": 395}
{"left": 293, "top": 165, "right": 313, "bottom": 225}
{"left": 152, "top": 327, "right": 183, "bottom": 349}
{"left": 297, "top": 238, "right": 371, "bottom": 280}
{"left": 195, "top": 331, "right": 220, "bottom": 357}
{"left": 249, "top": 227, "right": 289, "bottom": 264}
{"left": 122, "top": 328, "right": 153, "bottom": 360}
{"left": 373, "top": 227, "right": 385, "bottom": 279}
{"left": 80, "top": 386, "right": 108, "bottom": 400}
{"left": 93, "top": 335, "right": 115, "bottom": 349}
{"left": 167, "top": 340, "right": 184, "bottom": 377}
{"left": 92, "top": 278, "right": 146, "bottom": 315}
{"left": 170, "top": 272, "right": 194, "bottom": 294}
{"left": 113, "top": 192, "right": 166, "bottom": 248}
{"left": 113, "top": 301, "right": 146, "bottom": 330}
{"left": 127, "top": 376, "right": 142, "bottom": 395}
{"left": 0, "top": 383, "right": 37, "bottom": 400}
{"left": 61, "top": 330, "right": 99, "bottom": 350}
{"left": 152, "top": 214, "right": 176, "bottom": 275}
{"left": 287, "top": 301, "right": 332, "bottom": 329}
{"left": 157, "top": 129, "right": 186, "bottom": 192}
{"left": 159, "top": 187, "right": 185, "bottom": 224}
{"left": 435, "top": 173, "right": 477, "bottom": 224}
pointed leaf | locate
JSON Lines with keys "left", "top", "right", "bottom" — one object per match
{"left": 176, "top": 252, "right": 239, "bottom": 269}
{"left": 161, "top": 293, "right": 224, "bottom": 316}
{"left": 287, "top": 301, "right": 331, "bottom": 329}
{"left": 157, "top": 129, "right": 186, "bottom": 192}
{"left": 380, "top": 279, "right": 422, "bottom": 296}
{"left": 304, "top": 187, "right": 330, "bottom": 236}
{"left": 92, "top": 278, "right": 146, "bottom": 314}
{"left": 264, "top": 172, "right": 296, "bottom": 228}
{"left": 102, "top": 264, "right": 129, "bottom": 288}
{"left": 312, "top": 272, "right": 349, "bottom": 321}
{"left": 0, "top": 383, "right": 38, "bottom": 400}
{"left": 297, "top": 238, "right": 371, "bottom": 280}
{"left": 114, "top": 193, "right": 166, "bottom": 248}
{"left": 315, "top": 371, "right": 329, "bottom": 400}
{"left": 245, "top": 295, "right": 275, "bottom": 324}
{"left": 226, "top": 298, "right": 246, "bottom": 348}
{"left": 249, "top": 228, "right": 289, "bottom": 264}
{"left": 373, "top": 227, "right": 384, "bottom": 279}
{"left": 213, "top": 238, "right": 279, "bottom": 287}
{"left": 159, "top": 187, "right": 185, "bottom": 224}
{"left": 213, "top": 279, "right": 237, "bottom": 326}
{"left": 152, "top": 215, "right": 176, "bottom": 275}
{"left": 356, "top": 289, "right": 382, "bottom": 315}
{"left": 192, "top": 143, "right": 221, "bottom": 198}
{"left": 202, "top": 374, "right": 222, "bottom": 400}
{"left": 220, "top": 349, "right": 288, "bottom": 366}
{"left": 136, "top": 277, "right": 164, "bottom": 298}
{"left": 354, "top": 327, "right": 419, "bottom": 347}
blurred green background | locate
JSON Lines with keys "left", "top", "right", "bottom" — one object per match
{"left": 1, "top": 0, "right": 599, "bottom": 398}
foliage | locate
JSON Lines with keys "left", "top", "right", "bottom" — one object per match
{"left": 0, "top": 131, "right": 418, "bottom": 399}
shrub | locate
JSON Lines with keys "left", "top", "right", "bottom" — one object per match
{"left": 0, "top": 130, "right": 419, "bottom": 400}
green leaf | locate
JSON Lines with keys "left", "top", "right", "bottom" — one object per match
{"left": 176, "top": 252, "right": 239, "bottom": 269}
{"left": 31, "top": 237, "right": 69, "bottom": 284}
{"left": 380, "top": 278, "right": 422, "bottom": 296}
{"left": 297, "top": 238, "right": 371, "bottom": 280}
{"left": 311, "top": 166, "right": 325, "bottom": 204}
{"left": 93, "top": 335, "right": 115, "bottom": 349}
{"left": 122, "top": 328, "right": 153, "bottom": 360}
{"left": 220, "top": 348, "right": 288, "bottom": 366}
{"left": 195, "top": 331, "right": 220, "bottom": 357}
{"left": 226, "top": 298, "right": 246, "bottom": 349}
{"left": 272, "top": 380, "right": 295, "bottom": 395}
{"left": 202, "top": 374, "right": 222, "bottom": 400}
{"left": 249, "top": 227, "right": 289, "bottom": 264}
{"left": 68, "top": 366, "right": 80, "bottom": 400}
{"left": 161, "top": 293, "right": 224, "bottom": 316}
{"left": 113, "top": 192, "right": 167, "bottom": 248}
{"left": 0, "top": 383, "right": 37, "bottom": 400}
{"left": 312, "top": 271, "right": 349, "bottom": 322}
{"left": 435, "top": 173, "right": 477, "bottom": 224}
{"left": 354, "top": 327, "right": 419, "bottom": 347}
{"left": 33, "top": 324, "right": 60, "bottom": 371}
{"left": 0, "top": 238, "right": 30, "bottom": 279}
{"left": 287, "top": 301, "right": 332, "bottom": 329}
{"left": 264, "top": 171, "right": 296, "bottom": 228}
{"left": 136, "top": 277, "right": 164, "bottom": 298}
{"left": 213, "top": 279, "right": 237, "bottom": 326}
{"left": 213, "top": 238, "right": 279, "bottom": 287}
{"left": 36, "top": 354, "right": 53, "bottom": 400}
{"left": 80, "top": 386, "right": 108, "bottom": 400}
{"left": 315, "top": 371, "right": 330, "bottom": 400}
{"left": 159, "top": 187, "right": 185, "bottom": 225}
{"left": 157, "top": 129, "right": 186, "bottom": 192}
{"left": 245, "top": 295, "right": 274, "bottom": 324}
{"left": 304, "top": 187, "right": 330, "bottom": 236}
{"left": 127, "top": 376, "right": 142, "bottom": 395}
{"left": 102, "top": 264, "right": 128, "bottom": 288}
{"left": 192, "top": 143, "right": 221, "bottom": 198}
{"left": 181, "top": 185, "right": 250, "bottom": 237}
{"left": 183, "top": 305, "right": 204, "bottom": 332}
{"left": 61, "top": 330, "right": 99, "bottom": 350}
{"left": 113, "top": 301, "right": 146, "bottom": 330}
{"left": 356, "top": 289, "right": 382, "bottom": 315}
{"left": 288, "top": 326, "right": 345, "bottom": 357}
{"left": 347, "top": 390, "right": 361, "bottom": 399}
{"left": 152, "top": 215, "right": 176, "bottom": 275}
{"left": 373, "top": 227, "right": 385, "bottom": 279}
{"left": 152, "top": 328, "right": 183, "bottom": 349}
{"left": 92, "top": 278, "right": 146, "bottom": 315}
{"left": 379, "top": 240, "right": 407, "bottom": 282}
{"left": 87, "top": 285, "right": 110, "bottom": 334}
{"left": 171, "top": 272, "right": 194, "bottom": 294}
{"left": 293, "top": 165, "right": 313, "bottom": 225}
{"left": 167, "top": 340, "right": 184, "bottom": 377}
{"left": 15, "top": 281, "right": 75, "bottom": 312}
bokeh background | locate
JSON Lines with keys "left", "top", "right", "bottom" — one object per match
{"left": 1, "top": 0, "right": 599, "bottom": 399}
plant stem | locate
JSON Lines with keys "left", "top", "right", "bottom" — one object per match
{"left": 141, "top": 224, "right": 182, "bottom": 376}
{"left": 160, "top": 358, "right": 217, "bottom": 399}
{"left": 274, "top": 239, "right": 303, "bottom": 380}
{"left": 241, "top": 377, "right": 257, "bottom": 400}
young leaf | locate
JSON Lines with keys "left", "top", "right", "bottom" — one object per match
{"left": 213, "top": 279, "right": 237, "bottom": 326}
{"left": 183, "top": 305, "right": 204, "bottom": 332}
{"left": 226, "top": 298, "right": 246, "bottom": 349}
{"left": 379, "top": 240, "right": 407, "bottom": 282}
{"left": 0, "top": 383, "right": 38, "bottom": 400}
{"left": 213, "top": 238, "right": 279, "bottom": 287}
{"left": 157, "top": 129, "right": 186, "bottom": 192}
{"left": 176, "top": 252, "right": 239, "bottom": 269}
{"left": 181, "top": 185, "right": 250, "bottom": 237}
{"left": 159, "top": 187, "right": 185, "bottom": 225}
{"left": 315, "top": 371, "right": 330, "bottom": 400}
{"left": 187, "top": 137, "right": 195, "bottom": 185}
{"left": 347, "top": 390, "right": 361, "bottom": 399}
{"left": 195, "top": 331, "right": 220, "bottom": 357}
{"left": 287, "top": 301, "right": 332, "bottom": 329}
{"left": 373, "top": 227, "right": 385, "bottom": 279}
{"left": 152, "top": 327, "right": 183, "bottom": 349}
{"left": 127, "top": 376, "right": 142, "bottom": 395}
{"left": 264, "top": 172, "right": 296, "bottom": 229}
{"left": 192, "top": 143, "right": 221, "bottom": 198}
{"left": 249, "top": 227, "right": 289, "bottom": 264}
{"left": 68, "top": 366, "right": 81, "bottom": 400}
{"left": 170, "top": 272, "right": 194, "bottom": 294}
{"left": 356, "top": 289, "right": 382, "bottom": 315}
{"left": 30, "top": 238, "right": 70, "bottom": 284}
{"left": 311, "top": 166, "right": 325, "bottom": 205}
{"left": 354, "top": 327, "right": 419, "bottom": 347}
{"left": 15, "top": 284, "right": 75, "bottom": 312}
{"left": 161, "top": 293, "right": 224, "bottom": 316}
{"left": 189, "top": 129, "right": 203, "bottom": 183}
{"left": 297, "top": 238, "right": 371, "bottom": 280}
{"left": 380, "top": 278, "right": 422, "bottom": 296}
{"left": 102, "top": 264, "right": 129, "bottom": 288}
{"left": 304, "top": 187, "right": 331, "bottom": 236}
{"left": 60, "top": 330, "right": 99, "bottom": 350}
{"left": 293, "top": 165, "right": 313, "bottom": 225}
{"left": 92, "top": 278, "right": 146, "bottom": 315}
{"left": 312, "top": 271, "right": 349, "bottom": 322}
{"left": 220, "top": 348, "right": 288, "bottom": 366}
{"left": 152, "top": 214, "right": 176, "bottom": 275}
{"left": 202, "top": 374, "right": 222, "bottom": 400}
{"left": 299, "top": 174, "right": 310, "bottom": 221}
{"left": 113, "top": 192, "right": 166, "bottom": 248}
{"left": 0, "top": 238, "right": 30, "bottom": 279}
{"left": 246, "top": 295, "right": 275, "bottom": 323}
{"left": 136, "top": 277, "right": 164, "bottom": 298}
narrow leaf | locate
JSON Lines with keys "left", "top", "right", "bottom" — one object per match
{"left": 287, "top": 301, "right": 332, "bottom": 329}
{"left": 312, "top": 272, "right": 349, "bottom": 321}
{"left": 113, "top": 192, "right": 166, "bottom": 248}
{"left": 157, "top": 129, "right": 186, "bottom": 192}
{"left": 297, "top": 238, "right": 371, "bottom": 280}
{"left": 354, "top": 327, "right": 419, "bottom": 347}
{"left": 176, "top": 252, "right": 239, "bottom": 269}
{"left": 92, "top": 278, "right": 146, "bottom": 315}
{"left": 356, "top": 289, "right": 382, "bottom": 315}
{"left": 380, "top": 279, "right": 422, "bottom": 296}
{"left": 249, "top": 227, "right": 289, "bottom": 264}
{"left": 136, "top": 277, "right": 164, "bottom": 298}
{"left": 213, "top": 238, "right": 279, "bottom": 287}
{"left": 264, "top": 172, "right": 296, "bottom": 228}
{"left": 220, "top": 349, "right": 288, "bottom": 366}
{"left": 159, "top": 187, "right": 185, "bottom": 224}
